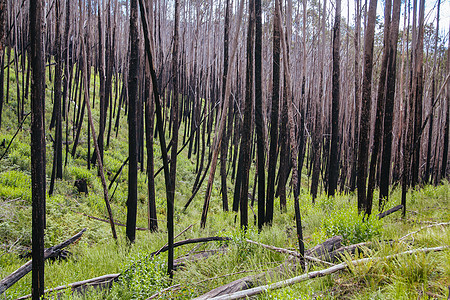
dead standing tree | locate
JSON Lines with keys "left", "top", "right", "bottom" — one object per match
{"left": 29, "top": 0, "right": 46, "bottom": 298}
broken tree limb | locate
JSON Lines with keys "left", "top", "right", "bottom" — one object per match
{"left": 201, "top": 246, "right": 448, "bottom": 300}
{"left": 15, "top": 273, "right": 120, "bottom": 300}
{"left": 193, "top": 236, "right": 343, "bottom": 300}
{"left": 245, "top": 239, "right": 334, "bottom": 266}
{"left": 152, "top": 237, "right": 231, "bottom": 256}
{"left": 77, "top": 211, "right": 149, "bottom": 231}
{"left": 377, "top": 204, "right": 403, "bottom": 219}
{"left": 399, "top": 222, "right": 450, "bottom": 241}
{"left": 0, "top": 228, "right": 86, "bottom": 295}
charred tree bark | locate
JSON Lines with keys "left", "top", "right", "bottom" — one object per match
{"left": 30, "top": 0, "right": 46, "bottom": 298}
{"left": 254, "top": 0, "right": 265, "bottom": 230}
{"left": 266, "top": 0, "right": 281, "bottom": 225}
{"left": 126, "top": 0, "right": 139, "bottom": 244}
{"left": 379, "top": 0, "right": 401, "bottom": 208}
{"left": 238, "top": 0, "right": 255, "bottom": 229}
{"left": 367, "top": 0, "right": 392, "bottom": 213}
{"left": 220, "top": 0, "right": 230, "bottom": 212}
{"left": 328, "top": 0, "right": 341, "bottom": 197}
{"left": 357, "top": 0, "right": 378, "bottom": 214}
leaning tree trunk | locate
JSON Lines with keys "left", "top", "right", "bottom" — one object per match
{"left": 29, "top": 0, "right": 46, "bottom": 298}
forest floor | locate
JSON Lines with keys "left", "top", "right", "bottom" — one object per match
{"left": 0, "top": 69, "right": 449, "bottom": 299}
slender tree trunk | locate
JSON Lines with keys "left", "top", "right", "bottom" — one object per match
{"left": 367, "top": 0, "right": 392, "bottom": 211}
{"left": 144, "top": 0, "right": 157, "bottom": 232}
{"left": 167, "top": 0, "right": 180, "bottom": 278}
{"left": 357, "top": 0, "right": 378, "bottom": 214}
{"left": 30, "top": 0, "right": 46, "bottom": 298}
{"left": 379, "top": 0, "right": 401, "bottom": 208}
{"left": 238, "top": 0, "right": 255, "bottom": 229}
{"left": 350, "top": 0, "right": 362, "bottom": 192}
{"left": 328, "top": 0, "right": 341, "bottom": 197}
{"left": 220, "top": 0, "right": 230, "bottom": 212}
{"left": 254, "top": 0, "right": 265, "bottom": 229}
{"left": 265, "top": 0, "right": 281, "bottom": 225}
{"left": 126, "top": 0, "right": 139, "bottom": 244}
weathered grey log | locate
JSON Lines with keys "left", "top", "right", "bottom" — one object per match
{"left": 0, "top": 228, "right": 86, "bottom": 295}
{"left": 377, "top": 204, "right": 403, "bottom": 219}
{"left": 200, "top": 246, "right": 448, "bottom": 300}
{"left": 193, "top": 236, "right": 342, "bottom": 300}
{"left": 305, "top": 235, "right": 342, "bottom": 260}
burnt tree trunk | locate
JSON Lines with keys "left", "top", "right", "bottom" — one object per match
{"left": 357, "top": 0, "right": 378, "bottom": 214}
{"left": 126, "top": 0, "right": 139, "bottom": 244}
{"left": 30, "top": 0, "right": 46, "bottom": 298}
{"left": 328, "top": 0, "right": 341, "bottom": 197}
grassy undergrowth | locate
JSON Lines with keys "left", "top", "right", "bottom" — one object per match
{"left": 0, "top": 56, "right": 449, "bottom": 299}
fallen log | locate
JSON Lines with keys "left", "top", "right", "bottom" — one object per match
{"left": 199, "top": 246, "right": 448, "bottom": 300}
{"left": 193, "top": 236, "right": 342, "bottom": 300}
{"left": 15, "top": 273, "right": 120, "bottom": 300}
{"left": 0, "top": 228, "right": 86, "bottom": 295}
{"left": 377, "top": 205, "right": 403, "bottom": 219}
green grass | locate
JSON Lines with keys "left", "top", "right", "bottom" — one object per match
{"left": 0, "top": 53, "right": 449, "bottom": 299}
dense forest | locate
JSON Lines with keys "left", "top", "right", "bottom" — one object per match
{"left": 0, "top": 0, "right": 449, "bottom": 299}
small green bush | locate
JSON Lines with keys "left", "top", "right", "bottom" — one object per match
{"left": 112, "top": 253, "right": 170, "bottom": 299}
{"left": 318, "top": 208, "right": 383, "bottom": 245}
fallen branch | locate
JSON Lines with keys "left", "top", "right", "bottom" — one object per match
{"left": 399, "top": 222, "right": 450, "bottom": 241}
{"left": 77, "top": 211, "right": 149, "bottom": 231}
{"left": 193, "top": 237, "right": 342, "bottom": 300}
{"left": 202, "top": 246, "right": 448, "bottom": 300}
{"left": 0, "top": 228, "right": 86, "bottom": 295}
{"left": 377, "top": 205, "right": 403, "bottom": 219}
{"left": 16, "top": 273, "right": 120, "bottom": 300}
{"left": 245, "top": 239, "right": 334, "bottom": 266}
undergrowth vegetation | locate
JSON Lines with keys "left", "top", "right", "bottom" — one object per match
{"left": 0, "top": 61, "right": 449, "bottom": 299}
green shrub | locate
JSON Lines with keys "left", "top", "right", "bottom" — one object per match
{"left": 318, "top": 208, "right": 383, "bottom": 245}
{"left": 112, "top": 253, "right": 170, "bottom": 299}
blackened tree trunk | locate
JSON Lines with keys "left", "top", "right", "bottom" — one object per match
{"left": 168, "top": 0, "right": 179, "bottom": 278}
{"left": 276, "top": 0, "right": 304, "bottom": 262}
{"left": 350, "top": 0, "right": 362, "bottom": 192}
{"left": 30, "top": 0, "right": 46, "bottom": 298}
{"left": 49, "top": 0, "right": 63, "bottom": 196}
{"left": 254, "top": 0, "right": 265, "bottom": 230}
{"left": 220, "top": 0, "right": 230, "bottom": 212}
{"left": 379, "top": 0, "right": 401, "bottom": 208}
{"left": 265, "top": 0, "right": 281, "bottom": 225}
{"left": 328, "top": 0, "right": 341, "bottom": 197}
{"left": 357, "top": 0, "right": 378, "bottom": 214}
{"left": 144, "top": 0, "right": 157, "bottom": 232}
{"left": 411, "top": 0, "right": 425, "bottom": 188}
{"left": 238, "top": 0, "right": 255, "bottom": 229}
{"left": 126, "top": 0, "right": 139, "bottom": 244}
{"left": 367, "top": 0, "right": 392, "bottom": 212}
{"left": 441, "top": 26, "right": 450, "bottom": 181}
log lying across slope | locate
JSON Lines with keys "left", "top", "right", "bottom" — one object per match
{"left": 0, "top": 228, "right": 87, "bottom": 295}
{"left": 195, "top": 246, "right": 448, "bottom": 300}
